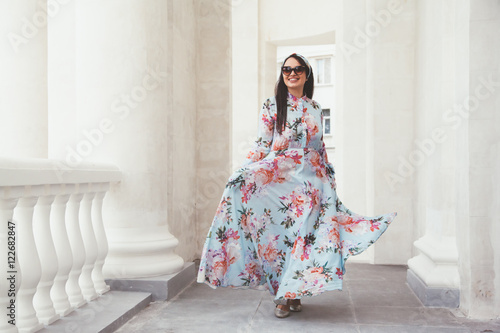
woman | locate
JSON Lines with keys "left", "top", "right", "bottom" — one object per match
{"left": 197, "top": 53, "right": 396, "bottom": 318}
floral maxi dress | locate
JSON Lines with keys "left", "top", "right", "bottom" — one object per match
{"left": 197, "top": 93, "right": 396, "bottom": 301}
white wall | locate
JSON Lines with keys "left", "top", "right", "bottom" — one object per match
{"left": 195, "top": 0, "right": 233, "bottom": 255}
{"left": 169, "top": 0, "right": 198, "bottom": 261}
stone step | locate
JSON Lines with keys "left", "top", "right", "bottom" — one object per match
{"left": 106, "top": 262, "right": 196, "bottom": 301}
{"left": 39, "top": 291, "right": 152, "bottom": 333}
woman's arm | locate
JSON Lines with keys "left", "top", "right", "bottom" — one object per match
{"left": 239, "top": 99, "right": 275, "bottom": 167}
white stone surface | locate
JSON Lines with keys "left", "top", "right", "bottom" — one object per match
{"left": 195, "top": 0, "right": 232, "bottom": 255}
{"left": 0, "top": 0, "right": 48, "bottom": 159}
{"left": 465, "top": 0, "right": 500, "bottom": 319}
{"left": 409, "top": 0, "right": 461, "bottom": 296}
{"left": 1, "top": 158, "right": 122, "bottom": 331}
{"left": 407, "top": 0, "right": 500, "bottom": 319}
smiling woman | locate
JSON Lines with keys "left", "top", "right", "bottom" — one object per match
{"left": 197, "top": 53, "right": 396, "bottom": 319}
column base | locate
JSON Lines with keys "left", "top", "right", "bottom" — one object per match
{"left": 103, "top": 226, "right": 185, "bottom": 278}
{"left": 407, "top": 268, "right": 460, "bottom": 308}
{"left": 105, "top": 262, "right": 195, "bottom": 301}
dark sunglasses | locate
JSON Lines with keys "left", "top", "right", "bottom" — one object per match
{"left": 281, "top": 66, "right": 306, "bottom": 76}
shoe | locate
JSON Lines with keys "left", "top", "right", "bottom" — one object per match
{"left": 288, "top": 299, "right": 302, "bottom": 312}
{"left": 274, "top": 304, "right": 290, "bottom": 318}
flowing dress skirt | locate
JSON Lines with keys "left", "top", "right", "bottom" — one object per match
{"left": 197, "top": 96, "right": 396, "bottom": 301}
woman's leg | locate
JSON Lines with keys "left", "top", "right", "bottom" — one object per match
{"left": 274, "top": 299, "right": 291, "bottom": 318}
{"left": 288, "top": 299, "right": 302, "bottom": 312}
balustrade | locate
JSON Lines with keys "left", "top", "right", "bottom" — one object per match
{"left": 0, "top": 157, "right": 120, "bottom": 332}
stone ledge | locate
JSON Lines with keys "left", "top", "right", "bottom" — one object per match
{"left": 407, "top": 268, "right": 460, "bottom": 308}
{"left": 105, "top": 261, "right": 196, "bottom": 301}
{"left": 39, "top": 291, "right": 152, "bottom": 333}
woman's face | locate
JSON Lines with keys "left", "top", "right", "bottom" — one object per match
{"left": 282, "top": 57, "right": 307, "bottom": 95}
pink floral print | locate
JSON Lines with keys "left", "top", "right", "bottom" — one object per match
{"left": 198, "top": 93, "right": 396, "bottom": 301}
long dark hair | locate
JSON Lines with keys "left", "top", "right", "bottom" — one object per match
{"left": 274, "top": 54, "right": 315, "bottom": 134}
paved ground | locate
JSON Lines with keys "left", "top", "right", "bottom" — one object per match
{"left": 115, "top": 263, "right": 500, "bottom": 333}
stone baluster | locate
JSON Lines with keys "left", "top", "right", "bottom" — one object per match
{"left": 92, "top": 184, "right": 110, "bottom": 294}
{"left": 79, "top": 187, "right": 98, "bottom": 301}
{"left": 0, "top": 194, "right": 20, "bottom": 333}
{"left": 15, "top": 194, "right": 44, "bottom": 332}
{"left": 65, "top": 190, "right": 86, "bottom": 308}
{"left": 50, "top": 188, "right": 74, "bottom": 316}
{"left": 32, "top": 189, "right": 60, "bottom": 325}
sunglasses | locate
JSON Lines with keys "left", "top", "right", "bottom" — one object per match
{"left": 281, "top": 66, "right": 306, "bottom": 76}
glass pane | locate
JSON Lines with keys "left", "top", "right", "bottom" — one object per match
{"left": 324, "top": 58, "right": 331, "bottom": 84}
{"left": 325, "top": 119, "right": 331, "bottom": 134}
{"left": 323, "top": 108, "right": 330, "bottom": 116}
{"left": 316, "top": 59, "right": 324, "bottom": 83}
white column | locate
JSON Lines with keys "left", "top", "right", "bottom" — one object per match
{"left": 65, "top": 191, "right": 86, "bottom": 308}
{"left": 232, "top": 0, "right": 259, "bottom": 170}
{"left": 32, "top": 192, "right": 60, "bottom": 325}
{"left": 50, "top": 190, "right": 74, "bottom": 316}
{"left": 78, "top": 188, "right": 98, "bottom": 301}
{"left": 336, "top": 0, "right": 415, "bottom": 264}
{"left": 0, "top": 195, "right": 19, "bottom": 333}
{"left": 91, "top": 185, "right": 110, "bottom": 294}
{"left": 335, "top": 0, "right": 369, "bottom": 215}
{"left": 0, "top": 0, "right": 48, "bottom": 158}
{"left": 66, "top": 0, "right": 184, "bottom": 278}
{"left": 15, "top": 195, "right": 44, "bottom": 332}
{"left": 460, "top": 0, "right": 500, "bottom": 319}
{"left": 407, "top": 0, "right": 460, "bottom": 307}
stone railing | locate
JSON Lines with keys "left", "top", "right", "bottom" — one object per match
{"left": 0, "top": 157, "right": 120, "bottom": 333}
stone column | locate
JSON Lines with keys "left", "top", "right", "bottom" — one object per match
{"left": 337, "top": 0, "right": 414, "bottom": 264}
{"left": 232, "top": 0, "right": 259, "bottom": 170}
{"left": 407, "top": 0, "right": 462, "bottom": 308}
{"left": 47, "top": 0, "right": 184, "bottom": 278}
{"left": 459, "top": 0, "right": 500, "bottom": 319}
{"left": 0, "top": 0, "right": 48, "bottom": 158}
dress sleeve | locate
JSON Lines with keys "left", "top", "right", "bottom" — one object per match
{"left": 240, "top": 99, "right": 275, "bottom": 167}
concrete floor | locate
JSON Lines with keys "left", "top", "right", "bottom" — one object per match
{"left": 115, "top": 263, "right": 500, "bottom": 333}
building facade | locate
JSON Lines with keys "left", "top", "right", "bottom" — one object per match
{"left": 0, "top": 1, "right": 499, "bottom": 331}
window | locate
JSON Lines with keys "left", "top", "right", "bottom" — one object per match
{"left": 323, "top": 109, "right": 331, "bottom": 135}
{"left": 315, "top": 57, "right": 332, "bottom": 84}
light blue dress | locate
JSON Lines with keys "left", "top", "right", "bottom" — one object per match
{"left": 198, "top": 93, "right": 396, "bottom": 301}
